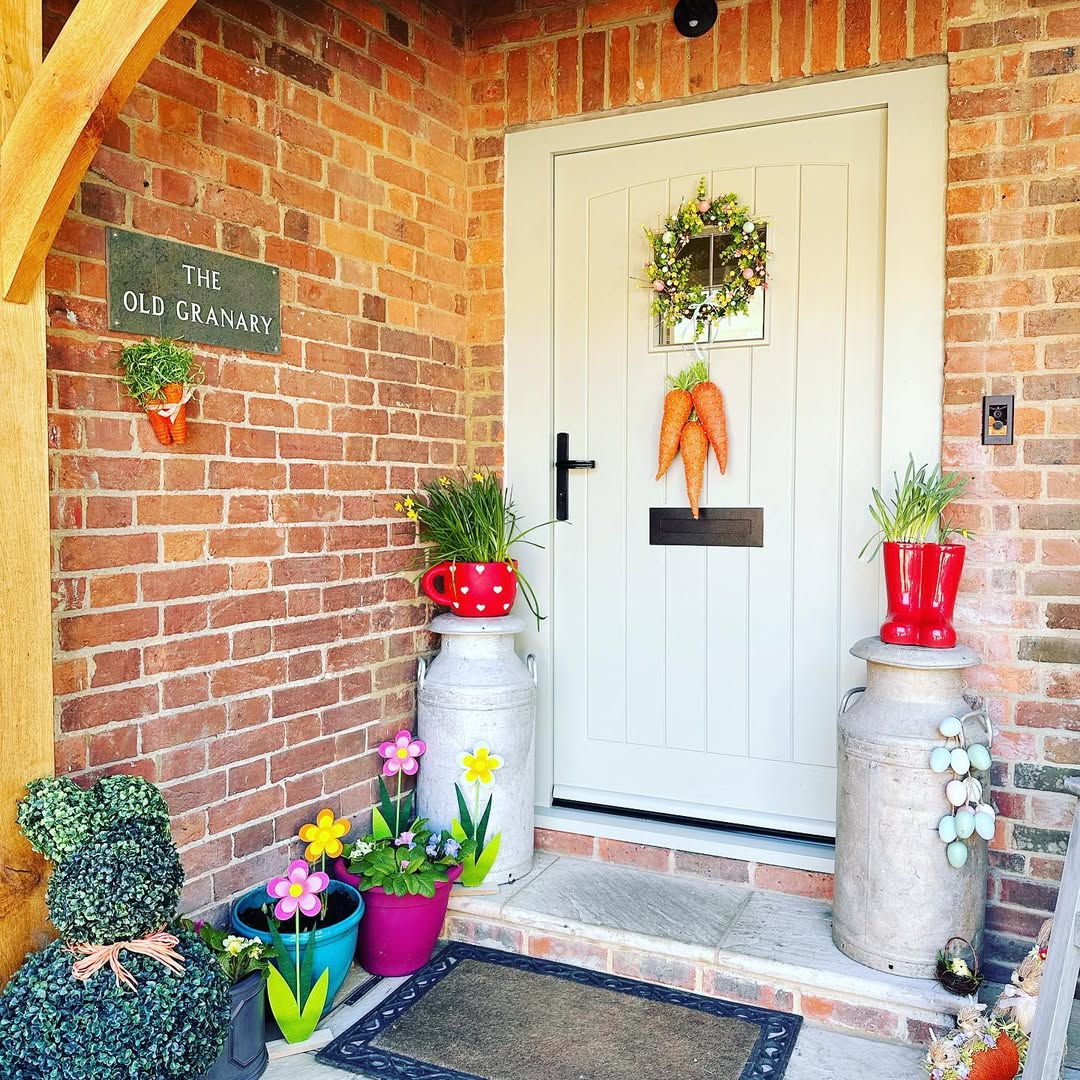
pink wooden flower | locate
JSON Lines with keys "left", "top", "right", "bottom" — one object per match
{"left": 378, "top": 729, "right": 427, "bottom": 777}
{"left": 268, "top": 859, "right": 328, "bottom": 920}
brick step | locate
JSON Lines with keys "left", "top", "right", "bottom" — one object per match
{"left": 444, "top": 852, "right": 962, "bottom": 1047}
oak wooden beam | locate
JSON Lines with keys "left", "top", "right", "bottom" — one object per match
{"left": 0, "top": 0, "right": 196, "bottom": 303}
{"left": 0, "top": 0, "right": 54, "bottom": 982}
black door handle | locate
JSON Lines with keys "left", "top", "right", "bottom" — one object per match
{"left": 555, "top": 432, "right": 595, "bottom": 522}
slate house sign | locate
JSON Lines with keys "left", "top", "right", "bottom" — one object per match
{"left": 107, "top": 229, "right": 281, "bottom": 354}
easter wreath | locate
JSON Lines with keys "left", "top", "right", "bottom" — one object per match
{"left": 643, "top": 178, "right": 768, "bottom": 341}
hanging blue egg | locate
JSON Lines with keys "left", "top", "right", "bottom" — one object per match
{"left": 951, "top": 748, "right": 971, "bottom": 776}
{"left": 974, "top": 812, "right": 996, "bottom": 841}
{"left": 938, "top": 716, "right": 963, "bottom": 738}
{"left": 929, "top": 746, "right": 953, "bottom": 773}
{"left": 947, "top": 840, "right": 969, "bottom": 869}
{"left": 955, "top": 809, "right": 976, "bottom": 839}
{"left": 967, "top": 743, "right": 992, "bottom": 772}
{"left": 938, "top": 815, "right": 958, "bottom": 844}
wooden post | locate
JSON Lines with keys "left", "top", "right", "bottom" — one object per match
{"left": 1020, "top": 775, "right": 1080, "bottom": 1079}
{"left": 0, "top": 0, "right": 55, "bottom": 981}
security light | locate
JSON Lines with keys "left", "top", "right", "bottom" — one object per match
{"left": 673, "top": 0, "right": 718, "bottom": 37}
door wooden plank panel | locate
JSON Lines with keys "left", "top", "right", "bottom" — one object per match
{"left": 586, "top": 189, "right": 630, "bottom": 744}
{"left": 747, "top": 164, "right": 801, "bottom": 764}
{"left": 552, "top": 159, "right": 591, "bottom": 780}
{"left": 625, "top": 179, "right": 670, "bottom": 747}
{"left": 663, "top": 173, "right": 709, "bottom": 753}
{"left": 792, "top": 163, "right": 849, "bottom": 768}
{"left": 704, "top": 165, "right": 756, "bottom": 759}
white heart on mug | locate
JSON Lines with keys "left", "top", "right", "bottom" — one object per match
{"left": 476, "top": 604, "right": 486, "bottom": 612}
{"left": 493, "top": 586, "right": 503, "bottom": 594}
{"left": 503, "top": 603, "right": 510, "bottom": 611}
{"left": 452, "top": 602, "right": 459, "bottom": 609}
{"left": 474, "top": 565, "right": 485, "bottom": 573}
{"left": 460, "top": 586, "right": 469, "bottom": 594}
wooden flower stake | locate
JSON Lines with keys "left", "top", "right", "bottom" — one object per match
{"left": 117, "top": 338, "right": 204, "bottom": 446}
{"left": 299, "top": 809, "right": 350, "bottom": 924}
{"left": 264, "top": 861, "right": 331, "bottom": 1051}
{"left": 452, "top": 744, "right": 503, "bottom": 887}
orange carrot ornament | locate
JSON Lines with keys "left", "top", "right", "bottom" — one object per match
{"left": 691, "top": 374, "right": 729, "bottom": 475}
{"left": 655, "top": 369, "right": 695, "bottom": 480}
{"left": 679, "top": 418, "right": 708, "bottom": 519}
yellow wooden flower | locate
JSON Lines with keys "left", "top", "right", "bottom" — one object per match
{"left": 457, "top": 745, "right": 503, "bottom": 787}
{"left": 298, "top": 808, "right": 350, "bottom": 861}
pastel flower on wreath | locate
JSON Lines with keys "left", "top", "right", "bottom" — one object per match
{"left": 268, "top": 859, "right": 328, "bottom": 920}
{"left": 458, "top": 745, "right": 503, "bottom": 787}
{"left": 299, "top": 808, "right": 351, "bottom": 861}
{"left": 395, "top": 831, "right": 416, "bottom": 849}
{"left": 379, "top": 730, "right": 427, "bottom": 776}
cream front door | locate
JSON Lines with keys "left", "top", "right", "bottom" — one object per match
{"left": 550, "top": 109, "right": 888, "bottom": 837}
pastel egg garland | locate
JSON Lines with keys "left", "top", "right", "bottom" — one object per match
{"left": 932, "top": 710, "right": 995, "bottom": 867}
{"left": 643, "top": 178, "right": 769, "bottom": 341}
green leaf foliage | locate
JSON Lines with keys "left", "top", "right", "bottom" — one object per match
{"left": 17, "top": 775, "right": 171, "bottom": 864}
{"left": 460, "top": 833, "right": 502, "bottom": 888}
{"left": 117, "top": 338, "right": 204, "bottom": 407}
{"left": 475, "top": 793, "right": 493, "bottom": 853}
{"left": 0, "top": 927, "right": 230, "bottom": 1080}
{"left": 46, "top": 822, "right": 184, "bottom": 945}
{"left": 400, "top": 470, "right": 551, "bottom": 628}
{"left": 266, "top": 962, "right": 329, "bottom": 1045}
{"left": 454, "top": 784, "right": 474, "bottom": 838}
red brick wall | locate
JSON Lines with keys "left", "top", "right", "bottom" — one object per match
{"left": 462, "top": 0, "right": 1080, "bottom": 978}
{"left": 944, "top": 0, "right": 1080, "bottom": 978}
{"left": 43, "top": 0, "right": 1079, "bottom": 971}
{"left": 46, "top": 0, "right": 468, "bottom": 911}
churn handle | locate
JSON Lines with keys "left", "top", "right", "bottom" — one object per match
{"left": 417, "top": 656, "right": 427, "bottom": 691}
{"left": 527, "top": 654, "right": 537, "bottom": 686}
{"left": 838, "top": 686, "right": 866, "bottom": 719}
{"left": 958, "top": 707, "right": 992, "bottom": 749}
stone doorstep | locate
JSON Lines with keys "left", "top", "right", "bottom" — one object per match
{"left": 443, "top": 852, "right": 963, "bottom": 1047}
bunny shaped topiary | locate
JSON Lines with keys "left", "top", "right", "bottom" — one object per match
{"left": 0, "top": 775, "right": 231, "bottom": 1080}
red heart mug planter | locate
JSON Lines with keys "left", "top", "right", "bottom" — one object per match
{"left": 881, "top": 541, "right": 966, "bottom": 649}
{"left": 420, "top": 561, "right": 518, "bottom": 617}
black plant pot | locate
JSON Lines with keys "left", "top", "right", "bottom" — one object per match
{"left": 199, "top": 972, "right": 268, "bottom": 1080}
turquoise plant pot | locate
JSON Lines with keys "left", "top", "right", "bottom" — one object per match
{"left": 230, "top": 880, "right": 363, "bottom": 1013}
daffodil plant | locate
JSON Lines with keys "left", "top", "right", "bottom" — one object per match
{"left": 452, "top": 744, "right": 503, "bottom": 887}
{"left": 395, "top": 469, "right": 549, "bottom": 626}
{"left": 343, "top": 730, "right": 474, "bottom": 897}
{"left": 180, "top": 919, "right": 270, "bottom": 986}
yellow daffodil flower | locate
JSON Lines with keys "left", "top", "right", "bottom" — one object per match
{"left": 407, "top": 509, "right": 418, "bottom": 521}
{"left": 298, "top": 808, "right": 351, "bottom": 861}
{"left": 457, "top": 745, "right": 503, "bottom": 787}
{"left": 394, "top": 502, "right": 404, "bottom": 512}
{"left": 439, "top": 476, "right": 451, "bottom": 487}
{"left": 403, "top": 496, "right": 414, "bottom": 509}
{"left": 472, "top": 472, "right": 483, "bottom": 482}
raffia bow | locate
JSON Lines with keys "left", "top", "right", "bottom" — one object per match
{"left": 69, "top": 930, "right": 186, "bottom": 991}
{"left": 145, "top": 384, "right": 196, "bottom": 422}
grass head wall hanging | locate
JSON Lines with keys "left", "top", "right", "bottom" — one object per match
{"left": 643, "top": 178, "right": 768, "bottom": 342}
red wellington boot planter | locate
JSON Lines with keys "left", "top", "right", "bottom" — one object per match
{"left": 420, "top": 560, "right": 518, "bottom": 617}
{"left": 916, "top": 543, "right": 966, "bottom": 649}
{"left": 880, "top": 542, "right": 925, "bottom": 646}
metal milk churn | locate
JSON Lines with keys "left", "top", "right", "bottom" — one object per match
{"left": 832, "top": 636, "right": 988, "bottom": 978}
{"left": 416, "top": 613, "right": 537, "bottom": 885}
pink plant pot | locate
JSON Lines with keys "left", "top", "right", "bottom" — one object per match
{"left": 353, "top": 864, "right": 462, "bottom": 977}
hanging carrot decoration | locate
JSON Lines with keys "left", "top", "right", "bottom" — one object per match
{"left": 655, "top": 367, "right": 696, "bottom": 480}
{"left": 691, "top": 376, "right": 729, "bottom": 475}
{"left": 679, "top": 418, "right": 708, "bottom": 520}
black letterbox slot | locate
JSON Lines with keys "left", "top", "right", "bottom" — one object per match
{"left": 649, "top": 507, "right": 764, "bottom": 548}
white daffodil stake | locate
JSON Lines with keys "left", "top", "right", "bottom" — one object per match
{"left": 451, "top": 745, "right": 503, "bottom": 887}
{"left": 930, "top": 711, "right": 995, "bottom": 868}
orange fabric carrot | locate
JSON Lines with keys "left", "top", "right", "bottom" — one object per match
{"left": 163, "top": 383, "right": 188, "bottom": 444}
{"left": 656, "top": 384, "right": 693, "bottom": 480}
{"left": 692, "top": 378, "right": 728, "bottom": 475}
{"left": 145, "top": 398, "right": 172, "bottom": 445}
{"left": 680, "top": 419, "right": 708, "bottom": 519}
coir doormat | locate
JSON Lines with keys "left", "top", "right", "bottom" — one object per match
{"left": 317, "top": 942, "right": 802, "bottom": 1080}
